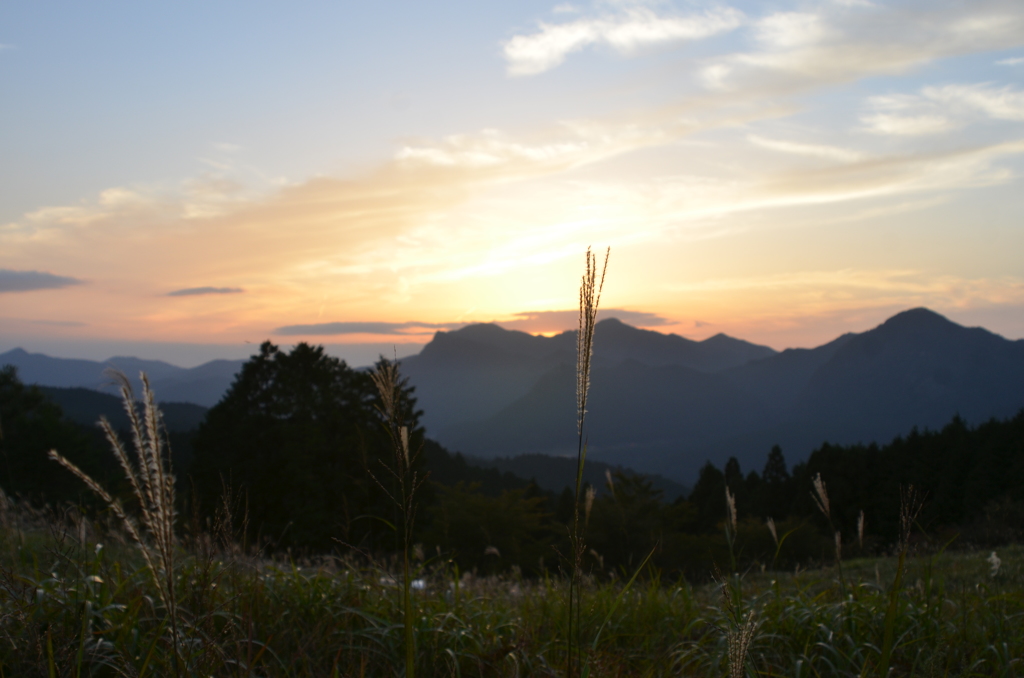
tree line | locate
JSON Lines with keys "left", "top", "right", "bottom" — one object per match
{"left": 2, "top": 343, "right": 1022, "bottom": 579}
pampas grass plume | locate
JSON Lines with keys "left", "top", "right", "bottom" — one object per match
{"left": 725, "top": 486, "right": 737, "bottom": 534}
{"left": 811, "top": 472, "right": 830, "bottom": 520}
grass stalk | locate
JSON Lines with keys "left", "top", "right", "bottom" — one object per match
{"left": 48, "top": 370, "right": 182, "bottom": 675}
{"left": 810, "top": 473, "right": 847, "bottom": 597}
{"left": 370, "top": 359, "right": 426, "bottom": 678}
{"left": 568, "top": 246, "right": 609, "bottom": 678}
{"left": 879, "top": 485, "right": 923, "bottom": 676}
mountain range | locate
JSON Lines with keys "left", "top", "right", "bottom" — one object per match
{"left": 400, "top": 309, "right": 1024, "bottom": 483}
{"left": 0, "top": 348, "right": 244, "bottom": 407}
{"left": 5, "top": 307, "right": 1024, "bottom": 484}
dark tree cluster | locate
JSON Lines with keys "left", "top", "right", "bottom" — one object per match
{"left": 0, "top": 365, "right": 113, "bottom": 506}
{"left": 188, "top": 341, "right": 426, "bottom": 552}
{"left": 6, "top": 344, "right": 1024, "bottom": 579}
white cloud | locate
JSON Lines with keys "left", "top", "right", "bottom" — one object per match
{"left": 666, "top": 269, "right": 1024, "bottom": 312}
{"left": 755, "top": 12, "right": 832, "bottom": 49}
{"left": 503, "top": 5, "right": 743, "bottom": 76}
{"left": 861, "top": 82, "right": 1024, "bottom": 135}
{"left": 701, "top": 2, "right": 1024, "bottom": 93}
{"left": 860, "top": 113, "right": 957, "bottom": 136}
{"left": 996, "top": 56, "right": 1024, "bottom": 65}
{"left": 395, "top": 121, "right": 670, "bottom": 175}
{"left": 566, "top": 138, "right": 1024, "bottom": 233}
{"left": 747, "top": 134, "right": 863, "bottom": 162}
{"left": 923, "top": 83, "right": 1024, "bottom": 121}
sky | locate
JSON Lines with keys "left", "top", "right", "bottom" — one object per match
{"left": 2, "top": 0, "right": 1023, "bottom": 367}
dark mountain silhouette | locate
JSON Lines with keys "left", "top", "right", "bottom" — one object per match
{"left": 7, "top": 308, "right": 1024, "bottom": 486}
{"left": 38, "top": 386, "right": 208, "bottom": 432}
{"left": 722, "top": 333, "right": 855, "bottom": 411}
{"left": 406, "top": 309, "right": 1024, "bottom": 484}
{"left": 400, "top": 318, "right": 775, "bottom": 433}
{"left": 794, "top": 308, "right": 1024, "bottom": 443}
{"left": 0, "top": 348, "right": 245, "bottom": 407}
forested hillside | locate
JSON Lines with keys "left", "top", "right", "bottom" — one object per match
{"left": 4, "top": 352, "right": 1022, "bottom": 577}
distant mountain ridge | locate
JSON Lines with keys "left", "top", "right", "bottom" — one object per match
{"left": 402, "top": 309, "right": 1024, "bottom": 484}
{"left": 399, "top": 318, "right": 776, "bottom": 433}
{"left": 0, "top": 348, "right": 244, "bottom": 407}
{"left": 7, "top": 308, "right": 1024, "bottom": 485}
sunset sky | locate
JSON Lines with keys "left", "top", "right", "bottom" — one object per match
{"left": 2, "top": 0, "right": 1023, "bottom": 367}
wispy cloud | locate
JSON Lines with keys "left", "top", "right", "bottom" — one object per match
{"left": 31, "top": 319, "right": 88, "bottom": 327}
{"left": 996, "top": 56, "right": 1024, "bottom": 65}
{"left": 924, "top": 83, "right": 1024, "bottom": 121}
{"left": 395, "top": 121, "right": 672, "bottom": 175}
{"left": 658, "top": 262, "right": 1024, "bottom": 350}
{"left": 0, "top": 269, "right": 83, "bottom": 293}
{"left": 503, "top": 5, "right": 743, "bottom": 76}
{"left": 497, "top": 308, "right": 671, "bottom": 333}
{"left": 860, "top": 82, "right": 1024, "bottom": 135}
{"left": 757, "top": 139, "right": 1024, "bottom": 203}
{"left": 747, "top": 134, "right": 863, "bottom": 162}
{"left": 860, "top": 113, "right": 957, "bottom": 136}
{"left": 754, "top": 11, "right": 832, "bottom": 49}
{"left": 275, "top": 309, "right": 675, "bottom": 337}
{"left": 274, "top": 321, "right": 463, "bottom": 336}
{"left": 702, "top": 2, "right": 1024, "bottom": 93}
{"left": 667, "top": 269, "right": 1024, "bottom": 316}
{"left": 167, "top": 286, "right": 245, "bottom": 297}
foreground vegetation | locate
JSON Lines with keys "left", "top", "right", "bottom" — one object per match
{"left": 0, "top": 504, "right": 1020, "bottom": 677}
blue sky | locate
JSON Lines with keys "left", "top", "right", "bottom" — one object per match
{"left": 2, "top": 0, "right": 1023, "bottom": 366}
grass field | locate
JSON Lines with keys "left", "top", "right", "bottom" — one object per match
{"left": 0, "top": 503, "right": 1020, "bottom": 677}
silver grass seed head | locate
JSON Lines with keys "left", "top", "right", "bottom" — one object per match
{"left": 857, "top": 510, "right": 865, "bottom": 550}
{"left": 371, "top": 360, "right": 400, "bottom": 422}
{"left": 766, "top": 516, "right": 778, "bottom": 546}
{"left": 725, "top": 486, "right": 737, "bottom": 534}
{"left": 584, "top": 485, "right": 596, "bottom": 527}
{"left": 988, "top": 551, "right": 1002, "bottom": 577}
{"left": 727, "top": 610, "right": 758, "bottom": 678}
{"left": 575, "top": 246, "right": 609, "bottom": 436}
{"left": 811, "top": 472, "right": 830, "bottom": 520}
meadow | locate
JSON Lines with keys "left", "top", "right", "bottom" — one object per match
{"left": 0, "top": 501, "right": 1020, "bottom": 677}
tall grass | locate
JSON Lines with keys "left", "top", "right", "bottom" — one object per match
{"left": 370, "top": 358, "right": 426, "bottom": 678}
{"left": 567, "top": 246, "right": 608, "bottom": 678}
{"left": 48, "top": 369, "right": 183, "bottom": 673}
{"left": 879, "top": 484, "right": 923, "bottom": 676}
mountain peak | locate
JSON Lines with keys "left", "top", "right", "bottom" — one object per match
{"left": 880, "top": 307, "right": 956, "bottom": 331}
